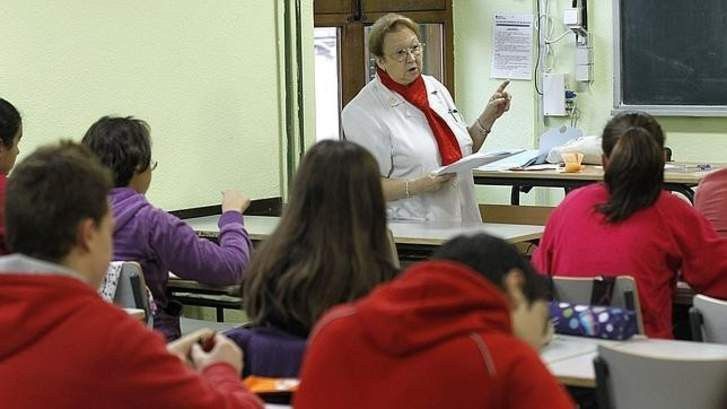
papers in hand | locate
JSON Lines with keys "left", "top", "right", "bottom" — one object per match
{"left": 477, "top": 149, "right": 542, "bottom": 171}
{"left": 431, "top": 149, "right": 525, "bottom": 176}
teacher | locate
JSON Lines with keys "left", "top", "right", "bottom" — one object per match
{"left": 342, "top": 13, "right": 511, "bottom": 223}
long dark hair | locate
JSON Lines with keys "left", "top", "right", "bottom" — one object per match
{"left": 598, "top": 111, "right": 665, "bottom": 223}
{"left": 243, "top": 140, "right": 398, "bottom": 337}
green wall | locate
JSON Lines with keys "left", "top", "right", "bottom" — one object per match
{"left": 1, "top": 1, "right": 284, "bottom": 210}
{"left": 453, "top": 0, "right": 727, "bottom": 205}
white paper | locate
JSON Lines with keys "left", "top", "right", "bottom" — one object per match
{"left": 478, "top": 149, "right": 541, "bottom": 171}
{"left": 491, "top": 14, "right": 534, "bottom": 80}
{"left": 432, "top": 149, "right": 525, "bottom": 176}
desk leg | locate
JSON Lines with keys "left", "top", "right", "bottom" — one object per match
{"left": 510, "top": 184, "right": 521, "bottom": 205}
{"left": 216, "top": 307, "right": 224, "bottom": 322}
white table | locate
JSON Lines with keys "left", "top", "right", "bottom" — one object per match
{"left": 540, "top": 335, "right": 727, "bottom": 388}
{"left": 184, "top": 215, "right": 544, "bottom": 246}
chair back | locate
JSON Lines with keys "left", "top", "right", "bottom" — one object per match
{"left": 690, "top": 294, "right": 727, "bottom": 344}
{"left": 100, "top": 261, "right": 152, "bottom": 324}
{"left": 595, "top": 343, "right": 727, "bottom": 409}
{"left": 551, "top": 275, "right": 645, "bottom": 334}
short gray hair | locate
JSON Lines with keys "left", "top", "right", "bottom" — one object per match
{"left": 368, "top": 13, "right": 420, "bottom": 58}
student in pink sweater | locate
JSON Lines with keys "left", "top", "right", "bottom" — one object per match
{"left": 533, "top": 111, "right": 727, "bottom": 339}
{"left": 695, "top": 167, "right": 727, "bottom": 238}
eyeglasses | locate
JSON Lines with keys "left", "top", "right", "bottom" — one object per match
{"left": 150, "top": 160, "right": 158, "bottom": 171}
{"left": 390, "top": 42, "right": 425, "bottom": 62}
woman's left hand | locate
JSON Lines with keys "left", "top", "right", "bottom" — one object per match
{"left": 477, "top": 80, "right": 512, "bottom": 130}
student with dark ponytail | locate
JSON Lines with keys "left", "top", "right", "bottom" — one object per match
{"left": 533, "top": 111, "right": 727, "bottom": 339}
{"left": 0, "top": 98, "right": 23, "bottom": 255}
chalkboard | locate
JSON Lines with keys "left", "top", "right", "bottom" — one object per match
{"left": 614, "top": 0, "right": 727, "bottom": 116}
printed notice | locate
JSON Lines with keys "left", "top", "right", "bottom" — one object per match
{"left": 491, "top": 14, "right": 534, "bottom": 80}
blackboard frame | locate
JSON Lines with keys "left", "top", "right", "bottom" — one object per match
{"left": 612, "top": 0, "right": 727, "bottom": 117}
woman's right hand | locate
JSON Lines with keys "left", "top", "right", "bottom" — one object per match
{"left": 412, "top": 173, "right": 456, "bottom": 194}
{"left": 189, "top": 333, "right": 244, "bottom": 374}
{"left": 221, "top": 189, "right": 251, "bottom": 214}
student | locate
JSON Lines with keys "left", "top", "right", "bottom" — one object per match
{"left": 294, "top": 233, "right": 572, "bottom": 409}
{"left": 0, "top": 98, "right": 23, "bottom": 255}
{"left": 227, "top": 140, "right": 398, "bottom": 377}
{"left": 533, "top": 111, "right": 727, "bottom": 339}
{"left": 0, "top": 141, "right": 262, "bottom": 409}
{"left": 82, "top": 116, "right": 252, "bottom": 341}
{"left": 694, "top": 167, "right": 727, "bottom": 238}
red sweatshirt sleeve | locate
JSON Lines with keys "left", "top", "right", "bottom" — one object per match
{"left": 105, "top": 317, "right": 263, "bottom": 409}
{"left": 666, "top": 199, "right": 727, "bottom": 299}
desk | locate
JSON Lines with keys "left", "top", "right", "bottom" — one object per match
{"left": 184, "top": 215, "right": 543, "bottom": 264}
{"left": 473, "top": 164, "right": 723, "bottom": 205}
{"left": 540, "top": 335, "right": 727, "bottom": 388}
{"left": 123, "top": 307, "right": 146, "bottom": 322}
{"left": 185, "top": 215, "right": 544, "bottom": 246}
{"left": 173, "top": 216, "right": 543, "bottom": 320}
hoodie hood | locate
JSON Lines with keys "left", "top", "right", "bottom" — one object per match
{"left": 109, "top": 187, "right": 149, "bottom": 234}
{"left": 0, "top": 258, "right": 98, "bottom": 361}
{"left": 356, "top": 260, "right": 512, "bottom": 356}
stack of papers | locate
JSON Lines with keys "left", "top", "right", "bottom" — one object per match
{"left": 477, "top": 149, "right": 542, "bottom": 171}
{"left": 431, "top": 149, "right": 525, "bottom": 176}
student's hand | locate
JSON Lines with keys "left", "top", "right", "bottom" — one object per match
{"left": 412, "top": 173, "right": 456, "bottom": 194}
{"left": 221, "top": 189, "right": 251, "bottom": 214}
{"left": 477, "top": 80, "right": 512, "bottom": 131}
{"left": 167, "top": 328, "right": 215, "bottom": 365}
{"left": 189, "top": 333, "right": 244, "bottom": 374}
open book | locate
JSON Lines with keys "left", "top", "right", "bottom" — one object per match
{"left": 431, "top": 149, "right": 525, "bottom": 176}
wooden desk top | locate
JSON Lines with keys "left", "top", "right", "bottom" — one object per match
{"left": 473, "top": 163, "right": 725, "bottom": 185}
{"left": 123, "top": 308, "right": 146, "bottom": 322}
{"left": 183, "top": 215, "right": 544, "bottom": 246}
{"left": 540, "top": 335, "right": 727, "bottom": 388}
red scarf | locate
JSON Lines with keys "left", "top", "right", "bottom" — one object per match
{"left": 377, "top": 68, "right": 462, "bottom": 165}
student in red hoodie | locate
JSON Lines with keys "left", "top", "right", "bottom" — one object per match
{"left": 533, "top": 111, "right": 727, "bottom": 339}
{"left": 0, "top": 141, "right": 262, "bottom": 409}
{"left": 295, "top": 233, "right": 574, "bottom": 409}
{"left": 0, "top": 98, "right": 23, "bottom": 255}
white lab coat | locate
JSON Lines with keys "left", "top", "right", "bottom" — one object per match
{"left": 342, "top": 74, "right": 481, "bottom": 223}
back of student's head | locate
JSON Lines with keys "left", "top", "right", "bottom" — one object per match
{"left": 432, "top": 233, "right": 548, "bottom": 304}
{"left": 244, "top": 140, "right": 398, "bottom": 336}
{"left": 81, "top": 116, "right": 152, "bottom": 187}
{"left": 0, "top": 98, "right": 21, "bottom": 148}
{"left": 599, "top": 111, "right": 665, "bottom": 223}
{"left": 5, "top": 141, "right": 112, "bottom": 262}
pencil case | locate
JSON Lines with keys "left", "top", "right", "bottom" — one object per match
{"left": 549, "top": 301, "right": 638, "bottom": 340}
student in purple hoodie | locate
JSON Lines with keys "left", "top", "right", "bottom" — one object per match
{"left": 82, "top": 116, "right": 252, "bottom": 341}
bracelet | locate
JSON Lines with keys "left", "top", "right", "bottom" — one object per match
{"left": 476, "top": 119, "right": 492, "bottom": 135}
{"left": 404, "top": 180, "right": 411, "bottom": 198}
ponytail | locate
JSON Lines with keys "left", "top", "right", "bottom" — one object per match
{"left": 598, "top": 112, "right": 665, "bottom": 223}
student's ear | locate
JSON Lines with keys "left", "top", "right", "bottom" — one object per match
{"left": 601, "top": 154, "right": 609, "bottom": 168}
{"left": 502, "top": 268, "right": 526, "bottom": 310}
{"left": 375, "top": 56, "right": 386, "bottom": 71}
{"left": 75, "top": 218, "right": 97, "bottom": 252}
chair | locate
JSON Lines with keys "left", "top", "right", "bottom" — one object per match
{"left": 594, "top": 343, "right": 727, "bottom": 409}
{"left": 100, "top": 261, "right": 152, "bottom": 324}
{"left": 690, "top": 294, "right": 727, "bottom": 343}
{"left": 550, "top": 275, "right": 645, "bottom": 334}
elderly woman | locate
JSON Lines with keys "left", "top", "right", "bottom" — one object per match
{"left": 342, "top": 13, "right": 511, "bottom": 223}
